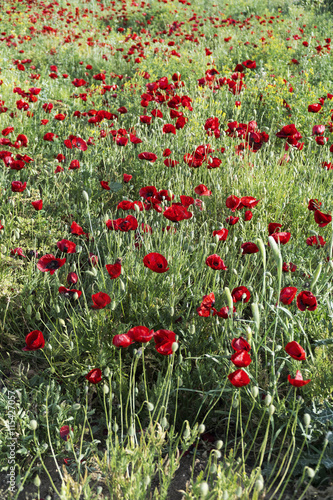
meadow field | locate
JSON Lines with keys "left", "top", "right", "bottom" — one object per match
{"left": 0, "top": 0, "right": 333, "bottom": 498}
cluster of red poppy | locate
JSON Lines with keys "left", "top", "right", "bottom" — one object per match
{"left": 112, "top": 325, "right": 177, "bottom": 356}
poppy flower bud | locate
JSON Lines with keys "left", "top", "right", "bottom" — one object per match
{"left": 35, "top": 311, "right": 41, "bottom": 321}
{"left": 134, "top": 203, "right": 140, "bottom": 214}
{"left": 171, "top": 341, "right": 178, "bottom": 353}
{"left": 119, "top": 279, "right": 125, "bottom": 291}
{"left": 33, "top": 475, "right": 41, "bottom": 488}
{"left": 82, "top": 190, "right": 89, "bottom": 202}
{"left": 72, "top": 292, "right": 79, "bottom": 300}
{"left": 59, "top": 318, "right": 66, "bottom": 327}
{"left": 198, "top": 482, "right": 209, "bottom": 497}
{"left": 72, "top": 403, "right": 81, "bottom": 410}
{"left": 214, "top": 234, "right": 220, "bottom": 244}
{"left": 306, "top": 467, "right": 315, "bottom": 479}
{"left": 198, "top": 424, "right": 205, "bottom": 434}
{"left": 113, "top": 422, "right": 119, "bottom": 432}
{"left": 29, "top": 419, "right": 38, "bottom": 430}
{"left": 269, "top": 405, "right": 275, "bottom": 416}
{"left": 161, "top": 417, "right": 169, "bottom": 429}
{"left": 264, "top": 394, "right": 272, "bottom": 406}
{"left": 255, "top": 479, "right": 264, "bottom": 492}
{"left": 215, "top": 440, "right": 223, "bottom": 450}
{"left": 303, "top": 414, "right": 311, "bottom": 427}
{"left": 251, "top": 386, "right": 259, "bottom": 398}
{"left": 147, "top": 402, "right": 154, "bottom": 412}
{"left": 103, "top": 384, "right": 109, "bottom": 395}
{"left": 26, "top": 304, "right": 32, "bottom": 315}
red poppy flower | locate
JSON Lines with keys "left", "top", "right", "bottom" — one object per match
{"left": 101, "top": 181, "right": 110, "bottom": 191}
{"left": 194, "top": 184, "right": 212, "bottom": 196}
{"left": 55, "top": 165, "right": 64, "bottom": 173}
{"left": 231, "top": 286, "right": 251, "bottom": 303}
{"left": 127, "top": 326, "right": 154, "bottom": 343}
{"left": 139, "top": 185, "right": 158, "bottom": 199}
{"left": 69, "top": 160, "right": 80, "bottom": 170}
{"left": 91, "top": 292, "right": 111, "bottom": 309}
{"left": 213, "top": 306, "right": 236, "bottom": 318}
{"left": 163, "top": 204, "right": 192, "bottom": 222}
{"left": 57, "top": 239, "right": 76, "bottom": 254}
{"left": 22, "top": 330, "right": 45, "bottom": 351}
{"left": 314, "top": 210, "right": 332, "bottom": 227}
{"left": 11, "top": 181, "right": 27, "bottom": 192}
{"left": 288, "top": 370, "right": 311, "bottom": 387}
{"left": 282, "top": 262, "right": 297, "bottom": 272}
{"left": 162, "top": 124, "right": 176, "bottom": 134}
{"left": 308, "top": 199, "right": 321, "bottom": 211}
{"left": 31, "top": 199, "right": 43, "bottom": 210}
{"left": 231, "top": 337, "right": 251, "bottom": 352}
{"left": 67, "top": 272, "right": 78, "bottom": 285}
{"left": 231, "top": 350, "right": 252, "bottom": 367}
{"left": 268, "top": 232, "right": 291, "bottom": 245}
{"left": 123, "top": 173, "right": 132, "bottom": 183}
{"left": 285, "top": 341, "right": 306, "bottom": 361}
{"left": 180, "top": 196, "right": 194, "bottom": 208}
{"left": 43, "top": 132, "right": 57, "bottom": 142}
{"left": 268, "top": 223, "right": 282, "bottom": 235}
{"left": 308, "top": 104, "right": 322, "bottom": 113}
{"left": 59, "top": 286, "right": 82, "bottom": 299}
{"left": 296, "top": 291, "right": 317, "bottom": 311}
{"left": 242, "top": 59, "right": 256, "bottom": 69}
{"left": 138, "top": 152, "right": 157, "bottom": 162}
{"left": 106, "top": 215, "right": 138, "bottom": 232}
{"left": 205, "top": 254, "right": 227, "bottom": 270}
{"left": 143, "top": 252, "right": 169, "bottom": 273}
{"left": 226, "top": 195, "right": 241, "bottom": 211}
{"left": 244, "top": 210, "right": 253, "bottom": 221}
{"left": 37, "top": 254, "right": 66, "bottom": 275}
{"left": 241, "top": 242, "right": 259, "bottom": 255}
{"left": 85, "top": 368, "right": 102, "bottom": 384}
{"left": 240, "top": 196, "right": 260, "bottom": 208}
{"left": 154, "top": 329, "right": 177, "bottom": 355}
{"left": 106, "top": 259, "right": 122, "bottom": 279}
{"left": 163, "top": 148, "right": 172, "bottom": 157}
{"left": 70, "top": 221, "right": 86, "bottom": 236}
{"left": 197, "top": 292, "right": 215, "bottom": 317}
{"left": 212, "top": 228, "right": 229, "bottom": 241}
{"left": 60, "top": 425, "right": 73, "bottom": 441}
{"left": 228, "top": 369, "right": 250, "bottom": 387}
{"left": 11, "top": 248, "right": 26, "bottom": 258}
{"left": 306, "top": 235, "right": 326, "bottom": 247}
{"left": 279, "top": 287, "right": 298, "bottom": 305}
{"left": 113, "top": 333, "right": 134, "bottom": 348}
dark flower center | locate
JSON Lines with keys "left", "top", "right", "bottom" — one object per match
{"left": 45, "top": 260, "right": 60, "bottom": 270}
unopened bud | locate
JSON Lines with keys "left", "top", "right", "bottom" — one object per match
{"left": 33, "top": 475, "right": 41, "bottom": 488}
{"left": 198, "top": 424, "right": 205, "bottom": 434}
{"left": 255, "top": 479, "right": 264, "bottom": 492}
{"left": 303, "top": 414, "right": 311, "bottom": 427}
{"left": 171, "top": 342, "right": 178, "bottom": 353}
{"left": 251, "top": 386, "right": 259, "bottom": 398}
{"left": 215, "top": 440, "right": 223, "bottom": 450}
{"left": 198, "top": 482, "right": 209, "bottom": 497}
{"left": 306, "top": 467, "right": 315, "bottom": 478}
{"left": 29, "top": 419, "right": 38, "bottom": 430}
{"left": 82, "top": 190, "right": 89, "bottom": 202}
{"left": 264, "top": 394, "right": 272, "bottom": 406}
{"left": 269, "top": 405, "right": 275, "bottom": 416}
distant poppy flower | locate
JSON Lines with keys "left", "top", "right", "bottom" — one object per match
{"left": 279, "top": 287, "right": 298, "bottom": 305}
{"left": 69, "top": 160, "right": 80, "bottom": 170}
{"left": 228, "top": 369, "right": 250, "bottom": 387}
{"left": 106, "top": 215, "right": 138, "bottom": 232}
{"left": 37, "top": 254, "right": 66, "bottom": 275}
{"left": 226, "top": 195, "right": 241, "bottom": 211}
{"left": 11, "top": 247, "right": 26, "bottom": 258}
{"left": 154, "top": 329, "right": 177, "bottom": 355}
{"left": 288, "top": 370, "right": 311, "bottom": 387}
{"left": 231, "top": 286, "right": 251, "bottom": 303}
{"left": 123, "top": 173, "right": 132, "bottom": 183}
{"left": 242, "top": 59, "right": 256, "bottom": 69}
{"left": 314, "top": 210, "right": 332, "bottom": 227}
{"left": 22, "top": 330, "right": 45, "bottom": 351}
{"left": 285, "top": 341, "right": 306, "bottom": 361}
{"left": 139, "top": 185, "right": 157, "bottom": 199}
{"left": 308, "top": 199, "right": 321, "bottom": 211}
{"left": 268, "top": 223, "right": 282, "bottom": 235}
{"left": 194, "top": 184, "right": 212, "bottom": 196}
{"left": 143, "top": 252, "right": 169, "bottom": 273}
{"left": 296, "top": 291, "right": 317, "bottom": 311}
{"left": 31, "top": 199, "right": 43, "bottom": 210}
{"left": 231, "top": 350, "right": 252, "bottom": 367}
{"left": 113, "top": 333, "right": 134, "bottom": 348}
{"left": 138, "top": 152, "right": 157, "bottom": 162}
{"left": 11, "top": 181, "right": 27, "bottom": 192}
{"left": 57, "top": 239, "right": 76, "bottom": 254}
{"left": 70, "top": 221, "right": 86, "bottom": 236}
{"left": 100, "top": 181, "right": 110, "bottom": 190}
{"left": 197, "top": 292, "right": 215, "bottom": 317}
{"left": 241, "top": 242, "right": 259, "bottom": 255}
{"left": 308, "top": 104, "right": 322, "bottom": 113}
{"left": 213, "top": 306, "right": 236, "bottom": 318}
{"left": 91, "top": 292, "right": 111, "bottom": 309}
{"left": 268, "top": 232, "right": 291, "bottom": 245}
{"left": 85, "top": 368, "right": 102, "bottom": 384}
{"left": 60, "top": 425, "right": 72, "bottom": 441}
{"left": 67, "top": 272, "right": 78, "bottom": 285}
{"left": 163, "top": 148, "right": 172, "bottom": 157}
{"left": 106, "top": 259, "right": 122, "bottom": 279}
{"left": 306, "top": 235, "right": 326, "bottom": 247}
{"left": 231, "top": 336, "right": 251, "bottom": 352}
{"left": 212, "top": 228, "right": 229, "bottom": 241}
{"left": 58, "top": 286, "right": 82, "bottom": 299}
{"left": 205, "top": 254, "right": 227, "bottom": 270}
{"left": 282, "top": 262, "right": 297, "bottom": 272}
{"left": 127, "top": 326, "right": 154, "bottom": 343}
{"left": 162, "top": 124, "right": 176, "bottom": 134}
{"left": 163, "top": 204, "right": 192, "bottom": 222}
{"left": 244, "top": 210, "right": 253, "bottom": 221}
{"left": 241, "top": 196, "right": 260, "bottom": 208}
